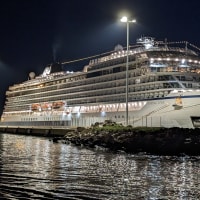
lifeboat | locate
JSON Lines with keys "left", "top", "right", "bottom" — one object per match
{"left": 31, "top": 103, "right": 41, "bottom": 111}
{"left": 41, "top": 103, "right": 51, "bottom": 111}
{"left": 52, "top": 101, "right": 65, "bottom": 109}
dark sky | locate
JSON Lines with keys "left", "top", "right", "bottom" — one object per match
{"left": 0, "top": 0, "right": 200, "bottom": 113}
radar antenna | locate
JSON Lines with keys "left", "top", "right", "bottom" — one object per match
{"left": 137, "top": 37, "right": 154, "bottom": 49}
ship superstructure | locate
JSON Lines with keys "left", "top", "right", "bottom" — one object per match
{"left": 1, "top": 37, "right": 200, "bottom": 128}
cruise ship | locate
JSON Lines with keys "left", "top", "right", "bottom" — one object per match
{"left": 1, "top": 37, "right": 200, "bottom": 128}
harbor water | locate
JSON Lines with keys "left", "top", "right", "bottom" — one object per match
{"left": 0, "top": 133, "right": 199, "bottom": 199}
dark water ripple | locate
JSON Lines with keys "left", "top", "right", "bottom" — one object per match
{"left": 0, "top": 133, "right": 200, "bottom": 199}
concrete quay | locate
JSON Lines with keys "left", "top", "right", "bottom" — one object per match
{"left": 0, "top": 126, "right": 75, "bottom": 137}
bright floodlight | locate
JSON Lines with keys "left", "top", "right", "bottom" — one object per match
{"left": 121, "top": 16, "right": 136, "bottom": 23}
{"left": 121, "top": 16, "right": 128, "bottom": 22}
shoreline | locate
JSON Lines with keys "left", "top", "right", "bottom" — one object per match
{"left": 0, "top": 121, "right": 200, "bottom": 156}
{"left": 62, "top": 123, "right": 200, "bottom": 156}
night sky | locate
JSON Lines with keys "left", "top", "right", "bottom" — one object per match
{"left": 0, "top": 0, "right": 200, "bottom": 114}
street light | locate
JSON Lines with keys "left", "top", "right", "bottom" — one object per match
{"left": 120, "top": 16, "right": 136, "bottom": 126}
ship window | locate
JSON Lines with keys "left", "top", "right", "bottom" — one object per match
{"left": 181, "top": 76, "right": 186, "bottom": 81}
{"left": 113, "top": 67, "right": 121, "bottom": 73}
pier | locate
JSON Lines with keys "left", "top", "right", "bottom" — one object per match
{"left": 0, "top": 126, "right": 75, "bottom": 137}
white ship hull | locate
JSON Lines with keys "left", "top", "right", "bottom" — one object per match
{"left": 2, "top": 90, "right": 200, "bottom": 128}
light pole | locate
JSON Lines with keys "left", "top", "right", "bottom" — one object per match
{"left": 120, "top": 16, "right": 136, "bottom": 126}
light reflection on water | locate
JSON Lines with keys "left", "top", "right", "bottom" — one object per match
{"left": 0, "top": 133, "right": 199, "bottom": 199}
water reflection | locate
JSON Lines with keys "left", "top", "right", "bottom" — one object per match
{"left": 0, "top": 133, "right": 199, "bottom": 199}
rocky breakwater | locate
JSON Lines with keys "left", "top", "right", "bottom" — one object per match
{"left": 60, "top": 120, "right": 200, "bottom": 155}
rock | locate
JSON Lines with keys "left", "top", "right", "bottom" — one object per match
{"left": 60, "top": 120, "right": 200, "bottom": 155}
